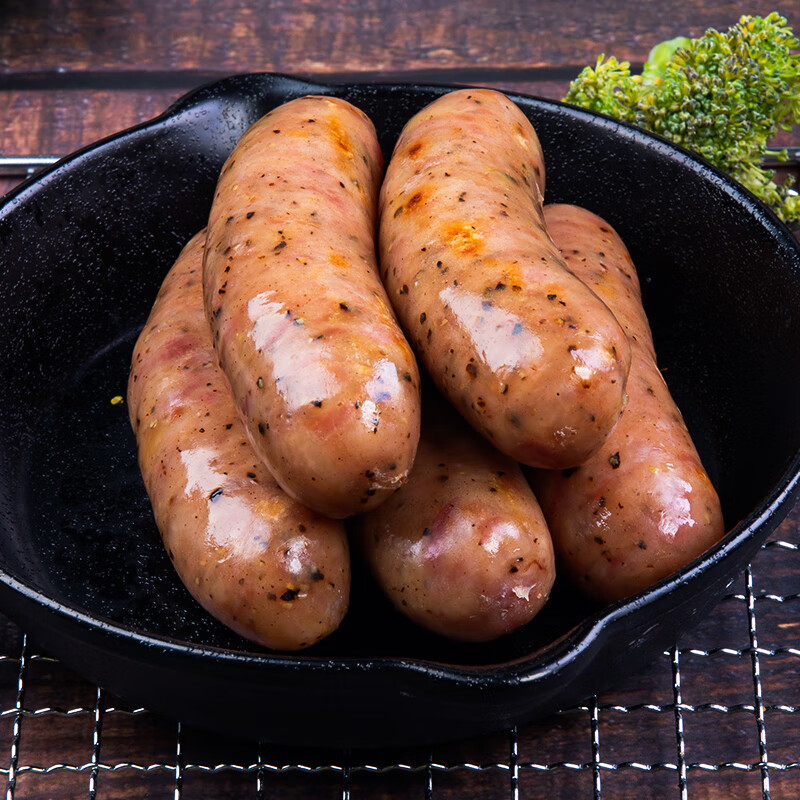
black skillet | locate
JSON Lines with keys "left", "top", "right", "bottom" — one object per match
{"left": 0, "top": 73, "right": 798, "bottom": 748}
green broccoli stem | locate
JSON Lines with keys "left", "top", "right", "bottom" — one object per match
{"left": 640, "top": 37, "right": 691, "bottom": 85}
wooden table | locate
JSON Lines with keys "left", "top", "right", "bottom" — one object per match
{"left": 1, "top": 1, "right": 798, "bottom": 797}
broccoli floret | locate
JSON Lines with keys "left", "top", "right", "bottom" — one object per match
{"left": 564, "top": 13, "right": 800, "bottom": 226}
{"left": 562, "top": 56, "right": 639, "bottom": 123}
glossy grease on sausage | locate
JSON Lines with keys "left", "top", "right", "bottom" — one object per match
{"left": 358, "top": 400, "right": 555, "bottom": 642}
{"left": 204, "top": 96, "right": 421, "bottom": 518}
{"left": 378, "top": 88, "right": 631, "bottom": 469}
{"left": 531, "top": 204, "right": 725, "bottom": 603}
{"left": 128, "top": 232, "right": 351, "bottom": 650}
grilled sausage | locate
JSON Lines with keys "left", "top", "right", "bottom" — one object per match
{"left": 128, "top": 232, "right": 351, "bottom": 650}
{"left": 530, "top": 204, "right": 725, "bottom": 603}
{"left": 204, "top": 96, "right": 421, "bottom": 518}
{"left": 358, "top": 396, "right": 555, "bottom": 642}
{"left": 378, "top": 88, "right": 631, "bottom": 469}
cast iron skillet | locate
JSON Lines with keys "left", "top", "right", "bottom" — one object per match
{"left": 0, "top": 73, "right": 798, "bottom": 748}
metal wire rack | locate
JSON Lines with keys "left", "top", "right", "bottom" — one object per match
{"left": 0, "top": 516, "right": 794, "bottom": 799}
{"left": 0, "top": 157, "right": 798, "bottom": 799}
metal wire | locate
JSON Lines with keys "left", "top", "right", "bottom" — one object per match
{"left": 746, "top": 566, "right": 772, "bottom": 799}
{"left": 174, "top": 722, "right": 184, "bottom": 800}
{"left": 0, "top": 156, "right": 61, "bottom": 177}
{"left": 590, "top": 695, "right": 601, "bottom": 799}
{"left": 2, "top": 147, "right": 800, "bottom": 180}
{"left": 255, "top": 741, "right": 266, "bottom": 800}
{"left": 424, "top": 747, "right": 435, "bottom": 800}
{"left": 509, "top": 726, "right": 519, "bottom": 800}
{"left": 5, "top": 635, "right": 28, "bottom": 800}
{"left": 671, "top": 646, "right": 688, "bottom": 800}
{"left": 0, "top": 151, "right": 800, "bottom": 178}
{"left": 341, "top": 757, "right": 351, "bottom": 800}
{"left": 88, "top": 688, "right": 104, "bottom": 800}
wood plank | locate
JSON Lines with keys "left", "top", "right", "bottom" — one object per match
{"left": 0, "top": 90, "right": 184, "bottom": 156}
{"left": 0, "top": 82, "right": 567, "bottom": 162}
{"left": 0, "top": 82, "right": 569, "bottom": 160}
{"left": 2, "top": 80, "right": 797, "bottom": 167}
{"left": 1, "top": 0, "right": 796, "bottom": 77}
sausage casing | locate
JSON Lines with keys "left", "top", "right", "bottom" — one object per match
{"left": 358, "top": 398, "right": 555, "bottom": 642}
{"left": 531, "top": 204, "right": 725, "bottom": 603}
{"left": 378, "top": 88, "right": 631, "bottom": 469}
{"left": 204, "top": 96, "right": 421, "bottom": 518}
{"left": 128, "top": 232, "right": 351, "bottom": 650}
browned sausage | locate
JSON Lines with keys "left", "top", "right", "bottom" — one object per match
{"left": 357, "top": 398, "right": 555, "bottom": 642}
{"left": 530, "top": 204, "right": 725, "bottom": 603}
{"left": 128, "top": 231, "right": 351, "bottom": 650}
{"left": 378, "top": 88, "right": 631, "bottom": 469}
{"left": 204, "top": 96, "right": 421, "bottom": 518}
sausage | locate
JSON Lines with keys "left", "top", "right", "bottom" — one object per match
{"left": 204, "top": 96, "right": 421, "bottom": 519}
{"left": 378, "top": 88, "right": 631, "bottom": 469}
{"left": 128, "top": 232, "right": 351, "bottom": 651}
{"left": 357, "top": 396, "right": 555, "bottom": 642}
{"left": 530, "top": 204, "right": 725, "bottom": 603}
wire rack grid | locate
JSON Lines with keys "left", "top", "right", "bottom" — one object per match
{"left": 0, "top": 509, "right": 795, "bottom": 800}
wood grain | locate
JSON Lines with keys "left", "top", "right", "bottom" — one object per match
{"left": 2, "top": 79, "right": 797, "bottom": 171}
{"left": 1, "top": 0, "right": 795, "bottom": 78}
{"left": 0, "top": 90, "right": 183, "bottom": 156}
